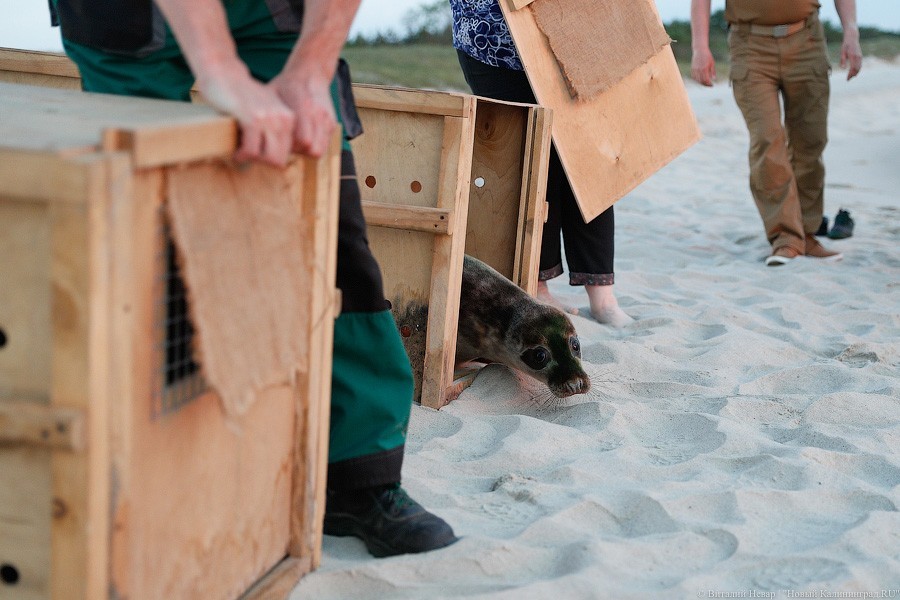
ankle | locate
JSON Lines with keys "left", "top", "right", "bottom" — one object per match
{"left": 537, "top": 281, "right": 578, "bottom": 315}
{"left": 585, "top": 285, "right": 633, "bottom": 327}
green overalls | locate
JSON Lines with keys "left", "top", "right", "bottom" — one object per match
{"left": 53, "top": 0, "right": 414, "bottom": 489}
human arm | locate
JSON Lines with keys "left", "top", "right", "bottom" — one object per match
{"left": 690, "top": 0, "right": 717, "bottom": 86}
{"left": 834, "top": 0, "right": 862, "bottom": 80}
{"left": 270, "top": 0, "right": 363, "bottom": 157}
{"left": 152, "top": 0, "right": 297, "bottom": 165}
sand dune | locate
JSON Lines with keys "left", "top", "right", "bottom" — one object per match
{"left": 291, "top": 59, "right": 900, "bottom": 599}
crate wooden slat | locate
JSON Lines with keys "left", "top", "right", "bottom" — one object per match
{"left": 0, "top": 81, "right": 339, "bottom": 600}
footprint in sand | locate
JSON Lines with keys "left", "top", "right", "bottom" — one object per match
{"left": 747, "top": 557, "right": 847, "bottom": 590}
{"left": 760, "top": 307, "right": 802, "bottom": 330}
{"left": 479, "top": 500, "right": 539, "bottom": 528}
{"left": 630, "top": 316, "right": 675, "bottom": 332}
{"left": 613, "top": 409, "right": 726, "bottom": 465}
{"left": 803, "top": 392, "right": 900, "bottom": 427}
{"left": 718, "top": 454, "right": 808, "bottom": 491}
{"left": 477, "top": 474, "right": 545, "bottom": 532}
{"left": 803, "top": 450, "right": 900, "bottom": 489}
{"left": 766, "top": 425, "right": 860, "bottom": 453}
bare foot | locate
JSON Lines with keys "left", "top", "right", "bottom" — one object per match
{"left": 585, "top": 284, "right": 634, "bottom": 328}
{"left": 537, "top": 281, "right": 578, "bottom": 315}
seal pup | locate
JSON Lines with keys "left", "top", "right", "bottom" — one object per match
{"left": 457, "top": 255, "right": 590, "bottom": 398}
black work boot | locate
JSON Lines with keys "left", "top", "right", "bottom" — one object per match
{"left": 323, "top": 484, "right": 459, "bottom": 557}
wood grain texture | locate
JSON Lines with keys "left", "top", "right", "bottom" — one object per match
{"left": 501, "top": 0, "right": 700, "bottom": 221}
{"left": 288, "top": 134, "right": 341, "bottom": 568}
{"left": 49, "top": 153, "right": 122, "bottom": 600}
{"left": 514, "top": 104, "right": 552, "bottom": 296}
{"left": 353, "top": 84, "right": 467, "bottom": 117}
{"left": 0, "top": 401, "right": 84, "bottom": 451}
{"left": 108, "top": 164, "right": 299, "bottom": 599}
{"left": 0, "top": 81, "right": 234, "bottom": 164}
{"left": 0, "top": 49, "right": 79, "bottom": 79}
{"left": 362, "top": 202, "right": 453, "bottom": 235}
{"left": 424, "top": 114, "right": 475, "bottom": 409}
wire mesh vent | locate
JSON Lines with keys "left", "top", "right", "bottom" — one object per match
{"left": 153, "top": 227, "right": 205, "bottom": 415}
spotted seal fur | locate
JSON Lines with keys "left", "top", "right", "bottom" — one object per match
{"left": 457, "top": 255, "right": 590, "bottom": 398}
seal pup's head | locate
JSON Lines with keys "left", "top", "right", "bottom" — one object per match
{"left": 457, "top": 255, "right": 591, "bottom": 399}
{"left": 507, "top": 304, "right": 591, "bottom": 398}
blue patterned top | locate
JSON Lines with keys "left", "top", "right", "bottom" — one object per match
{"left": 449, "top": 0, "right": 524, "bottom": 71}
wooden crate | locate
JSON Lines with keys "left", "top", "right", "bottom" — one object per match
{"left": 351, "top": 85, "right": 551, "bottom": 408}
{"left": 0, "top": 49, "right": 553, "bottom": 410}
{"left": 0, "top": 82, "right": 340, "bottom": 599}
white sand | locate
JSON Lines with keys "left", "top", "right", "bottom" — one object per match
{"left": 291, "top": 60, "right": 900, "bottom": 599}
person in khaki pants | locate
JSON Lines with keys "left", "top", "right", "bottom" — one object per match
{"left": 690, "top": 0, "right": 862, "bottom": 266}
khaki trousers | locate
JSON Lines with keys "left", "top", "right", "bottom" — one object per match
{"left": 729, "top": 13, "right": 831, "bottom": 252}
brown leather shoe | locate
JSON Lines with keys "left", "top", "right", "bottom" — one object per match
{"left": 805, "top": 234, "right": 843, "bottom": 261}
{"left": 766, "top": 246, "right": 801, "bottom": 267}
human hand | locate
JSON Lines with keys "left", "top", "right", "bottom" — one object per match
{"left": 840, "top": 36, "right": 862, "bottom": 80}
{"left": 691, "top": 47, "right": 717, "bottom": 86}
{"left": 196, "top": 65, "right": 297, "bottom": 166}
{"left": 269, "top": 70, "right": 337, "bottom": 159}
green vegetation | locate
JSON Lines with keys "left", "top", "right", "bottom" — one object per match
{"left": 342, "top": 44, "right": 467, "bottom": 91}
{"left": 343, "top": 4, "right": 900, "bottom": 90}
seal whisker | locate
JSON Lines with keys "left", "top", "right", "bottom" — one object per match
{"left": 527, "top": 388, "right": 561, "bottom": 411}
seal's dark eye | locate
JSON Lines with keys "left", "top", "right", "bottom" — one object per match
{"left": 570, "top": 336, "right": 581, "bottom": 357}
{"left": 520, "top": 346, "right": 550, "bottom": 370}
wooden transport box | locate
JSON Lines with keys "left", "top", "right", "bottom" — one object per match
{"left": 0, "top": 82, "right": 340, "bottom": 599}
{"left": 0, "top": 49, "right": 553, "bottom": 410}
{"left": 351, "top": 85, "right": 551, "bottom": 409}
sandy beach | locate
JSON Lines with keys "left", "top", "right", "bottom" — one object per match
{"left": 290, "top": 59, "right": 900, "bottom": 599}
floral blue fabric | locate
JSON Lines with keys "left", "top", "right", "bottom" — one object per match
{"left": 449, "top": 0, "right": 523, "bottom": 71}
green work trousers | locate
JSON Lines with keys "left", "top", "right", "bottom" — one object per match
{"left": 729, "top": 12, "right": 831, "bottom": 252}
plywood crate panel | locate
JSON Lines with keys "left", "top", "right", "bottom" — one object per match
{"left": 0, "top": 81, "right": 340, "bottom": 600}
{"left": 500, "top": 0, "right": 701, "bottom": 221}
{"left": 351, "top": 84, "right": 551, "bottom": 408}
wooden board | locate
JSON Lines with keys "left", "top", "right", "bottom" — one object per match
{"left": 0, "top": 199, "right": 53, "bottom": 598}
{"left": 0, "top": 49, "right": 79, "bottom": 91}
{"left": 465, "top": 98, "right": 551, "bottom": 295}
{"left": 351, "top": 88, "right": 477, "bottom": 408}
{"left": 0, "top": 81, "right": 234, "bottom": 165}
{"left": 500, "top": 0, "right": 700, "bottom": 222}
{"left": 288, "top": 138, "right": 341, "bottom": 570}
